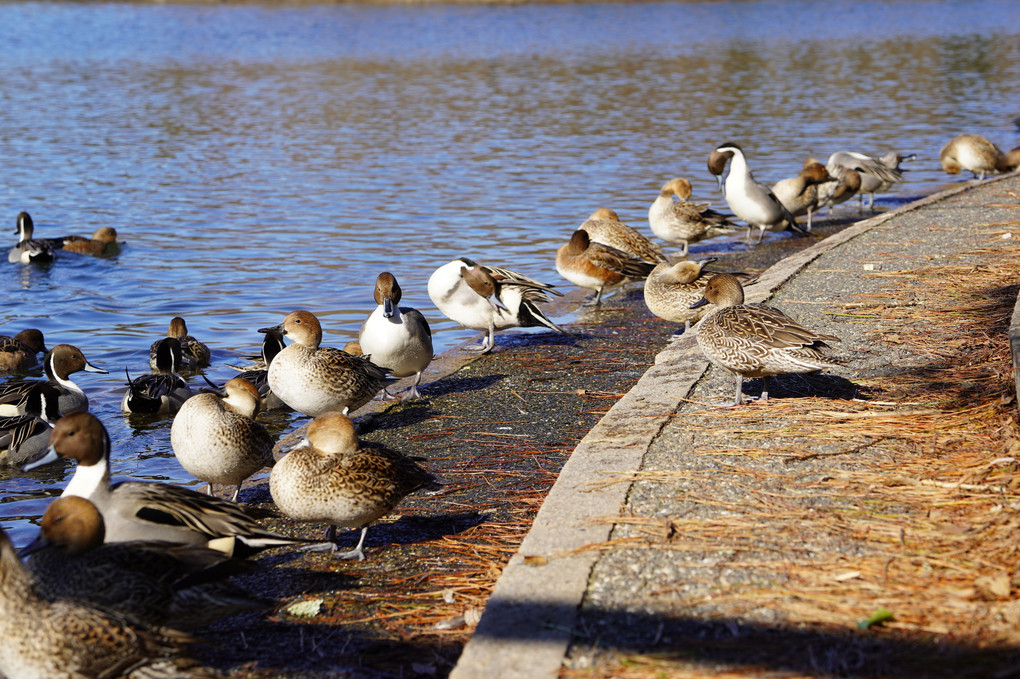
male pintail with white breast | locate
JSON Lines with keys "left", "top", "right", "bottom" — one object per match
{"left": 23, "top": 412, "right": 307, "bottom": 555}
{"left": 691, "top": 273, "right": 842, "bottom": 406}
{"left": 0, "top": 344, "right": 107, "bottom": 417}
{"left": 826, "top": 150, "right": 912, "bottom": 210}
{"left": 123, "top": 337, "right": 194, "bottom": 415}
{"left": 428, "top": 258, "right": 568, "bottom": 353}
{"left": 0, "top": 382, "right": 61, "bottom": 468}
{"left": 261, "top": 310, "right": 393, "bottom": 417}
{"left": 358, "top": 272, "right": 434, "bottom": 401}
{"left": 171, "top": 376, "right": 274, "bottom": 501}
{"left": 271, "top": 412, "right": 441, "bottom": 561}
{"left": 7, "top": 211, "right": 57, "bottom": 264}
{"left": 152, "top": 316, "right": 210, "bottom": 371}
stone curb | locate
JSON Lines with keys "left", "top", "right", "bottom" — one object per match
{"left": 448, "top": 172, "right": 1018, "bottom": 679}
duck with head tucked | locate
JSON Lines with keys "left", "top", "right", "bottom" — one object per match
{"left": 171, "top": 376, "right": 274, "bottom": 501}
{"left": 691, "top": 273, "right": 842, "bottom": 406}
{"left": 123, "top": 337, "right": 193, "bottom": 415}
{"left": 939, "top": 133, "right": 1020, "bottom": 181}
{"left": 23, "top": 412, "right": 307, "bottom": 555}
{"left": 358, "top": 272, "right": 434, "bottom": 401}
{"left": 0, "top": 343, "right": 107, "bottom": 418}
{"left": 643, "top": 257, "right": 718, "bottom": 332}
{"left": 22, "top": 496, "right": 270, "bottom": 630}
{"left": 428, "top": 258, "right": 568, "bottom": 353}
{"left": 271, "top": 412, "right": 441, "bottom": 561}
{"left": 0, "top": 328, "right": 47, "bottom": 373}
{"left": 648, "top": 178, "right": 741, "bottom": 256}
{"left": 578, "top": 207, "right": 666, "bottom": 265}
{"left": 261, "top": 310, "right": 392, "bottom": 417}
{"left": 0, "top": 525, "right": 224, "bottom": 679}
{"left": 556, "top": 229, "right": 657, "bottom": 306}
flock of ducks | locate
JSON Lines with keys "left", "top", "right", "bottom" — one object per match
{"left": 0, "top": 131, "right": 1016, "bottom": 676}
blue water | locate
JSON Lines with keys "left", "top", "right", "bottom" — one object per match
{"left": 2, "top": 0, "right": 1019, "bottom": 545}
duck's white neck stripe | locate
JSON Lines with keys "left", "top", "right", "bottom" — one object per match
{"left": 62, "top": 458, "right": 109, "bottom": 499}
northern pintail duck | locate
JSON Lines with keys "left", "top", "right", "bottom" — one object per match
{"left": 556, "top": 229, "right": 656, "bottom": 306}
{"left": 0, "top": 343, "right": 107, "bottom": 417}
{"left": 0, "top": 328, "right": 47, "bottom": 372}
{"left": 939, "top": 134, "right": 1020, "bottom": 181}
{"left": 152, "top": 316, "right": 210, "bottom": 371}
{"left": 0, "top": 382, "right": 61, "bottom": 467}
{"left": 171, "top": 376, "right": 274, "bottom": 501}
{"left": 123, "top": 337, "right": 193, "bottom": 415}
{"left": 23, "top": 412, "right": 305, "bottom": 554}
{"left": 7, "top": 211, "right": 57, "bottom": 264}
{"left": 771, "top": 161, "right": 834, "bottom": 232}
{"left": 648, "top": 178, "right": 740, "bottom": 256}
{"left": 62, "top": 226, "right": 122, "bottom": 257}
{"left": 226, "top": 328, "right": 288, "bottom": 410}
{"left": 579, "top": 208, "right": 666, "bottom": 265}
{"left": 23, "top": 496, "right": 269, "bottom": 630}
{"left": 270, "top": 412, "right": 441, "bottom": 561}
{"left": 358, "top": 272, "right": 434, "bottom": 401}
{"left": 691, "top": 273, "right": 842, "bottom": 406}
{"left": 428, "top": 258, "right": 568, "bottom": 353}
{"left": 0, "top": 525, "right": 224, "bottom": 679}
{"left": 708, "top": 143, "right": 801, "bottom": 244}
{"left": 826, "top": 151, "right": 911, "bottom": 210}
{"left": 261, "top": 310, "right": 392, "bottom": 417}
{"left": 643, "top": 257, "right": 718, "bottom": 331}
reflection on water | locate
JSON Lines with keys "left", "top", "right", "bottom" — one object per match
{"left": 1, "top": 0, "right": 1019, "bottom": 543}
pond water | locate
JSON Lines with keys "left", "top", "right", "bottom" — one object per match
{"left": 2, "top": 0, "right": 1019, "bottom": 545}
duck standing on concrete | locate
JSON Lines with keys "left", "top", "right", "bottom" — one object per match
{"left": 428, "top": 258, "right": 568, "bottom": 353}
{"left": 556, "top": 229, "right": 657, "bottom": 306}
{"left": 643, "top": 257, "right": 718, "bottom": 331}
{"left": 123, "top": 337, "right": 193, "bottom": 415}
{"left": 0, "top": 328, "right": 47, "bottom": 372}
{"left": 171, "top": 377, "right": 274, "bottom": 501}
{"left": 817, "top": 166, "right": 863, "bottom": 215}
{"left": 261, "top": 310, "right": 392, "bottom": 417}
{"left": 691, "top": 273, "right": 842, "bottom": 406}
{"left": 7, "top": 211, "right": 57, "bottom": 264}
{"left": 23, "top": 412, "right": 306, "bottom": 555}
{"left": 771, "top": 161, "right": 834, "bottom": 232}
{"left": 939, "top": 134, "right": 1020, "bottom": 181}
{"left": 153, "top": 316, "right": 210, "bottom": 371}
{"left": 708, "top": 143, "right": 801, "bottom": 244}
{"left": 827, "top": 150, "right": 911, "bottom": 210}
{"left": 0, "top": 344, "right": 107, "bottom": 417}
{"left": 578, "top": 208, "right": 666, "bottom": 265}
{"left": 648, "top": 178, "right": 740, "bottom": 256}
{"left": 0, "top": 383, "right": 61, "bottom": 467}
{"left": 0, "top": 525, "right": 224, "bottom": 678}
{"left": 23, "top": 496, "right": 269, "bottom": 630}
{"left": 358, "top": 272, "right": 434, "bottom": 401}
{"left": 271, "top": 412, "right": 441, "bottom": 561}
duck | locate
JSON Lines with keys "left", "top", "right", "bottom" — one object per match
{"left": 578, "top": 208, "right": 666, "bottom": 265}
{"left": 23, "top": 412, "right": 306, "bottom": 554}
{"left": 0, "top": 328, "right": 47, "bottom": 372}
{"left": 826, "top": 150, "right": 911, "bottom": 210}
{"left": 22, "top": 496, "right": 269, "bottom": 630}
{"left": 817, "top": 166, "right": 863, "bottom": 215}
{"left": 270, "top": 412, "right": 441, "bottom": 561}
{"left": 7, "top": 211, "right": 57, "bottom": 264}
{"left": 225, "top": 327, "right": 288, "bottom": 410}
{"left": 0, "top": 344, "right": 107, "bottom": 418}
{"left": 0, "top": 382, "right": 62, "bottom": 468}
{"left": 642, "top": 257, "right": 718, "bottom": 331}
{"left": 61, "top": 226, "right": 122, "bottom": 257}
{"left": 123, "top": 337, "right": 194, "bottom": 415}
{"left": 707, "top": 143, "right": 801, "bottom": 244}
{"left": 261, "top": 310, "right": 392, "bottom": 417}
{"left": 171, "top": 376, "right": 274, "bottom": 501}
{"left": 771, "top": 161, "right": 834, "bottom": 232}
{"left": 428, "top": 258, "right": 568, "bottom": 353}
{"left": 648, "top": 178, "right": 740, "bottom": 256}
{"left": 690, "top": 273, "right": 842, "bottom": 406}
{"left": 0, "top": 525, "right": 224, "bottom": 679}
{"left": 556, "top": 229, "right": 657, "bottom": 306}
{"left": 152, "top": 316, "right": 210, "bottom": 371}
{"left": 939, "top": 134, "right": 1020, "bottom": 181}
{"left": 358, "top": 272, "right": 434, "bottom": 401}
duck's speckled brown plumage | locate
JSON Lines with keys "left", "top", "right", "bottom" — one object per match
{"left": 643, "top": 258, "right": 717, "bottom": 329}
{"left": 270, "top": 412, "right": 440, "bottom": 560}
{"left": 693, "top": 273, "right": 841, "bottom": 405}
{"left": 171, "top": 377, "right": 274, "bottom": 501}
{"left": 939, "top": 133, "right": 1020, "bottom": 181}
{"left": 263, "top": 310, "right": 392, "bottom": 417}
{"left": 578, "top": 208, "right": 666, "bottom": 265}
{"left": 0, "top": 329, "right": 47, "bottom": 372}
{"left": 648, "top": 177, "right": 739, "bottom": 256}
{"left": 153, "top": 316, "right": 210, "bottom": 371}
{"left": 0, "top": 525, "right": 223, "bottom": 678}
